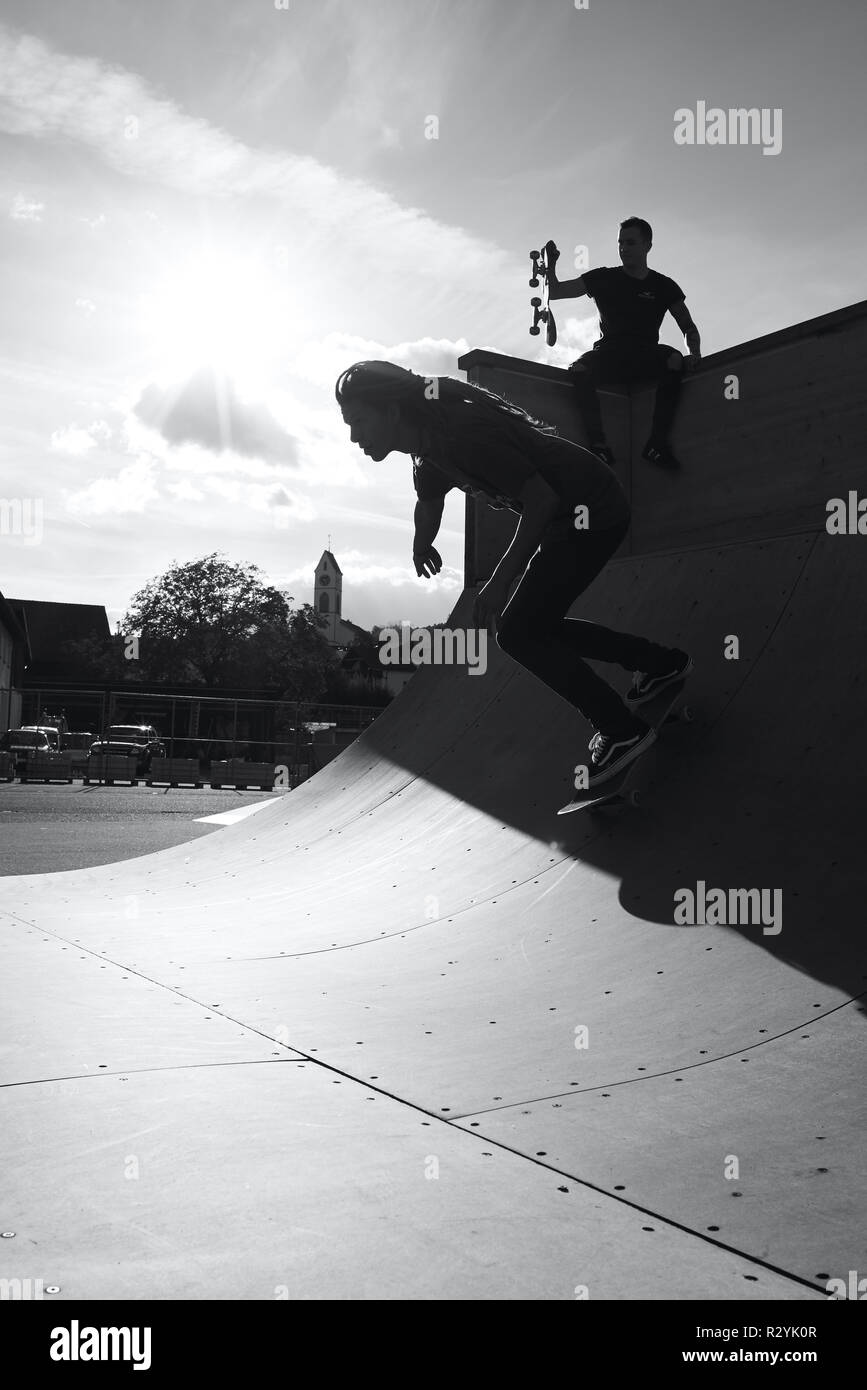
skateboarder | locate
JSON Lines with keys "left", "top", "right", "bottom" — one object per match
{"left": 547, "top": 217, "right": 701, "bottom": 468}
{"left": 336, "top": 360, "right": 692, "bottom": 785}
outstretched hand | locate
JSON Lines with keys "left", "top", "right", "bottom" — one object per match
{"left": 413, "top": 546, "right": 442, "bottom": 579}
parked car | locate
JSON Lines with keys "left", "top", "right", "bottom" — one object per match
{"left": 63, "top": 731, "right": 95, "bottom": 751}
{"left": 89, "top": 724, "right": 165, "bottom": 773}
{"left": 63, "top": 731, "right": 95, "bottom": 772}
{"left": 20, "top": 724, "right": 61, "bottom": 751}
{"left": 0, "top": 727, "right": 56, "bottom": 777}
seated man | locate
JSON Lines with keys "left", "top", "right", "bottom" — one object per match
{"left": 548, "top": 216, "right": 701, "bottom": 468}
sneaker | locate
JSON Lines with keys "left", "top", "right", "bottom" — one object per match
{"left": 587, "top": 723, "right": 656, "bottom": 786}
{"left": 642, "top": 439, "right": 681, "bottom": 469}
{"left": 625, "top": 654, "right": 694, "bottom": 705}
{"left": 590, "top": 443, "right": 617, "bottom": 469}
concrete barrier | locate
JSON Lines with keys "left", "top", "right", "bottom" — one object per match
{"left": 209, "top": 760, "right": 275, "bottom": 790}
{"left": 84, "top": 754, "right": 139, "bottom": 785}
{"left": 147, "top": 757, "right": 205, "bottom": 788}
{"left": 20, "top": 752, "right": 74, "bottom": 784}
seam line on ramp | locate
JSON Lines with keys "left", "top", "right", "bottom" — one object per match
{"left": 0, "top": 910, "right": 838, "bottom": 1296}
{"left": 448, "top": 991, "right": 867, "bottom": 1118}
{"left": 8, "top": 1033, "right": 832, "bottom": 1297}
{"left": 0, "top": 1057, "right": 307, "bottom": 1089}
{"left": 5, "top": 887, "right": 863, "bottom": 1094}
{"left": 0, "top": 1001, "right": 829, "bottom": 1297}
{"left": 0, "top": 911, "right": 839, "bottom": 1289}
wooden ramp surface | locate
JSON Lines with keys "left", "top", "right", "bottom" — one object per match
{"left": 1, "top": 533, "right": 864, "bottom": 1300}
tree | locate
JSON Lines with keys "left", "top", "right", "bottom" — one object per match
{"left": 57, "top": 631, "right": 130, "bottom": 682}
{"left": 233, "top": 603, "right": 335, "bottom": 699}
{"left": 121, "top": 554, "right": 333, "bottom": 696}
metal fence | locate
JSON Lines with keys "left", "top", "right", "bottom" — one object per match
{"left": 14, "top": 687, "right": 387, "bottom": 786}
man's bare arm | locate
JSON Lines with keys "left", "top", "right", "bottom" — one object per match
{"left": 548, "top": 274, "right": 587, "bottom": 301}
{"left": 542, "top": 242, "right": 587, "bottom": 302}
{"left": 669, "top": 298, "right": 701, "bottom": 359}
{"left": 413, "top": 497, "right": 445, "bottom": 577}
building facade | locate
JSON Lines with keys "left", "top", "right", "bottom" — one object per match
{"left": 0, "top": 593, "right": 26, "bottom": 730}
{"left": 313, "top": 550, "right": 363, "bottom": 648}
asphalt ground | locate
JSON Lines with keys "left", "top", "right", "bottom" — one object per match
{"left": 0, "top": 781, "right": 286, "bottom": 875}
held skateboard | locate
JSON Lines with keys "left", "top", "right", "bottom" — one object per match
{"left": 557, "top": 682, "right": 693, "bottom": 816}
{"left": 529, "top": 239, "right": 559, "bottom": 347}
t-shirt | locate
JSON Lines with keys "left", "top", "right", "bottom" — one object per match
{"left": 582, "top": 267, "right": 684, "bottom": 345}
{"left": 413, "top": 406, "right": 630, "bottom": 533}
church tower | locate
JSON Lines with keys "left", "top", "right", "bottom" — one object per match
{"left": 314, "top": 550, "right": 343, "bottom": 644}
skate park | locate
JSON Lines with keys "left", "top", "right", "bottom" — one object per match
{"left": 1, "top": 298, "right": 865, "bottom": 1301}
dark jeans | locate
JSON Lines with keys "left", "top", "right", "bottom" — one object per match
{"left": 496, "top": 518, "right": 684, "bottom": 737}
{"left": 569, "top": 339, "right": 683, "bottom": 445}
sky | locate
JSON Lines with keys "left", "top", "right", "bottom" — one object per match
{"left": 1, "top": 0, "right": 864, "bottom": 634}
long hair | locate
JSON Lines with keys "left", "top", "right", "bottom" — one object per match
{"left": 335, "top": 359, "right": 559, "bottom": 467}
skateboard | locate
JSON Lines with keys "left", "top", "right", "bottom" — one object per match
{"left": 529, "top": 239, "right": 558, "bottom": 347}
{"left": 557, "top": 681, "right": 693, "bottom": 816}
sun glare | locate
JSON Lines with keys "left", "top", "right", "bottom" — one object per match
{"left": 140, "top": 253, "right": 288, "bottom": 388}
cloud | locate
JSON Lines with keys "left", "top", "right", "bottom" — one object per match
{"left": 266, "top": 486, "right": 317, "bottom": 525}
{"left": 50, "top": 419, "right": 112, "bottom": 454}
{"left": 133, "top": 367, "right": 298, "bottom": 464}
{"left": 280, "top": 549, "right": 462, "bottom": 591}
{"left": 64, "top": 455, "right": 159, "bottom": 516}
{"left": 290, "top": 333, "right": 475, "bottom": 390}
{"left": 0, "top": 24, "right": 511, "bottom": 286}
{"left": 165, "top": 477, "right": 204, "bottom": 503}
{"left": 348, "top": 561, "right": 463, "bottom": 591}
{"left": 196, "top": 477, "right": 314, "bottom": 521}
{"left": 9, "top": 192, "right": 43, "bottom": 221}
{"left": 275, "top": 553, "right": 464, "bottom": 632}
{"left": 537, "top": 313, "right": 600, "bottom": 368}
{"left": 270, "top": 486, "right": 315, "bottom": 528}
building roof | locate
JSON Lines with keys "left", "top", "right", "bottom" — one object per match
{"left": 317, "top": 550, "right": 342, "bottom": 576}
{"left": 4, "top": 598, "right": 111, "bottom": 680}
{"left": 0, "top": 591, "right": 27, "bottom": 648}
